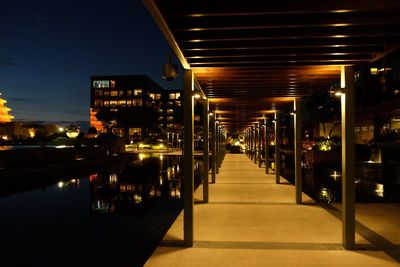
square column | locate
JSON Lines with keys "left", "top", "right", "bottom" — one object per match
{"left": 258, "top": 123, "right": 262, "bottom": 168}
{"left": 264, "top": 117, "right": 269, "bottom": 174}
{"left": 211, "top": 112, "right": 216, "bottom": 183}
{"left": 250, "top": 127, "right": 253, "bottom": 160}
{"left": 202, "top": 99, "right": 209, "bottom": 203}
{"left": 274, "top": 111, "right": 281, "bottom": 184}
{"left": 254, "top": 125, "right": 258, "bottom": 164}
{"left": 183, "top": 69, "right": 194, "bottom": 246}
{"left": 294, "top": 98, "right": 302, "bottom": 204}
{"left": 341, "top": 66, "right": 356, "bottom": 249}
{"left": 216, "top": 123, "right": 220, "bottom": 174}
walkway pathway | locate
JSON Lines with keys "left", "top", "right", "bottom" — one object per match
{"left": 145, "top": 153, "right": 400, "bottom": 266}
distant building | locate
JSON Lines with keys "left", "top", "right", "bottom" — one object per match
{"left": 0, "top": 93, "right": 14, "bottom": 123}
{"left": 0, "top": 121, "right": 63, "bottom": 140}
{"left": 90, "top": 75, "right": 183, "bottom": 142}
{"left": 162, "top": 89, "right": 183, "bottom": 133}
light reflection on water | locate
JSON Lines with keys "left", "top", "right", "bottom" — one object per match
{"left": 0, "top": 153, "right": 202, "bottom": 266}
{"left": 282, "top": 152, "right": 400, "bottom": 202}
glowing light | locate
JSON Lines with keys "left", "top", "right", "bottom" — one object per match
{"left": 58, "top": 127, "right": 65, "bottom": 132}
{"left": 57, "top": 181, "right": 64, "bottom": 188}
{"left": 109, "top": 173, "right": 118, "bottom": 184}
{"left": 138, "top": 153, "right": 149, "bottom": 161}
{"left": 374, "top": 183, "right": 384, "bottom": 197}
{"left": 335, "top": 91, "right": 343, "bottom": 97}
{"left": 330, "top": 171, "right": 341, "bottom": 181}
{"left": 193, "top": 93, "right": 201, "bottom": 99}
{"left": 133, "top": 193, "right": 142, "bottom": 204}
{"left": 25, "top": 128, "right": 36, "bottom": 138}
{"left": 340, "top": 65, "right": 346, "bottom": 88}
{"left": 66, "top": 130, "right": 79, "bottom": 138}
{"left": 332, "top": 10, "right": 352, "bottom": 13}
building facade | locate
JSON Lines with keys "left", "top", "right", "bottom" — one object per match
{"left": 90, "top": 75, "right": 183, "bottom": 142}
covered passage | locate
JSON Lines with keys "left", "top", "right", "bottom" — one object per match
{"left": 144, "top": 0, "right": 400, "bottom": 262}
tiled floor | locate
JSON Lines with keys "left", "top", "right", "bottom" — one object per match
{"left": 145, "top": 153, "right": 400, "bottom": 266}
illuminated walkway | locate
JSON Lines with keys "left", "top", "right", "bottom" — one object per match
{"left": 145, "top": 153, "right": 400, "bottom": 267}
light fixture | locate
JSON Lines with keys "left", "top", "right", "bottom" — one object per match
{"left": 193, "top": 92, "right": 201, "bottom": 99}
{"left": 334, "top": 91, "right": 343, "bottom": 97}
{"left": 162, "top": 53, "right": 178, "bottom": 81}
{"left": 290, "top": 111, "right": 296, "bottom": 116}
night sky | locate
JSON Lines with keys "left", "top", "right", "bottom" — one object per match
{"left": 0, "top": 0, "right": 182, "bottom": 123}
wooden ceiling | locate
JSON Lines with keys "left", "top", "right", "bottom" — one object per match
{"left": 145, "top": 0, "right": 400, "bottom": 133}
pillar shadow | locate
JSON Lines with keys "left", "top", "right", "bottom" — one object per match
{"left": 319, "top": 203, "right": 400, "bottom": 263}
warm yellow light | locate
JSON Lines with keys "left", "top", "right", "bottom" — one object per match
{"left": 58, "top": 181, "right": 64, "bottom": 188}
{"left": 370, "top": 68, "right": 378, "bottom": 75}
{"left": 335, "top": 91, "right": 343, "bottom": 97}
{"left": 66, "top": 131, "right": 79, "bottom": 138}
{"left": 28, "top": 128, "right": 36, "bottom": 138}
{"left": 58, "top": 127, "right": 64, "bottom": 132}
{"left": 193, "top": 93, "right": 201, "bottom": 99}
{"left": 340, "top": 65, "right": 345, "bottom": 88}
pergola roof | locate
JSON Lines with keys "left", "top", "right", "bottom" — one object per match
{"left": 145, "top": 0, "right": 400, "bottom": 133}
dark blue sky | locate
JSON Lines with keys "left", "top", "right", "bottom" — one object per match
{"left": 0, "top": 0, "right": 182, "bottom": 122}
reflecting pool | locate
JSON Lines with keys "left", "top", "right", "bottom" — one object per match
{"left": 0, "top": 153, "right": 202, "bottom": 266}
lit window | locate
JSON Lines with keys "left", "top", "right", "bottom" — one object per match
{"left": 111, "top": 91, "right": 118, "bottom": 97}
{"left": 155, "top": 94, "right": 161, "bottom": 100}
{"left": 149, "top": 93, "right": 155, "bottom": 100}
{"left": 370, "top": 68, "right": 378, "bottom": 75}
{"left": 119, "top": 90, "right": 124, "bottom": 96}
{"left": 94, "top": 100, "right": 104, "bottom": 107}
{"left": 127, "top": 100, "right": 132, "bottom": 106}
{"left": 94, "top": 90, "right": 103, "bottom": 96}
{"left": 129, "top": 128, "right": 141, "bottom": 136}
{"left": 104, "top": 91, "right": 110, "bottom": 96}
{"left": 175, "top": 101, "right": 181, "bottom": 107}
{"left": 110, "top": 80, "right": 116, "bottom": 88}
{"left": 134, "top": 89, "right": 142, "bottom": 96}
{"left": 133, "top": 99, "right": 142, "bottom": 106}
{"left": 104, "top": 101, "right": 110, "bottom": 107}
{"left": 169, "top": 93, "right": 176, "bottom": 99}
{"left": 167, "top": 109, "right": 173, "bottom": 114}
{"left": 110, "top": 100, "right": 117, "bottom": 107}
{"left": 118, "top": 100, "right": 126, "bottom": 106}
{"left": 127, "top": 90, "right": 132, "bottom": 96}
{"left": 176, "top": 93, "right": 181, "bottom": 99}
{"left": 93, "top": 80, "right": 109, "bottom": 88}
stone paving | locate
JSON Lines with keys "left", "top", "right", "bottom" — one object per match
{"left": 145, "top": 153, "right": 400, "bottom": 267}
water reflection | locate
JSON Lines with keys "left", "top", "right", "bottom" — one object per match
{"left": 89, "top": 153, "right": 197, "bottom": 213}
{"left": 280, "top": 150, "right": 400, "bottom": 203}
{"left": 0, "top": 153, "right": 202, "bottom": 266}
